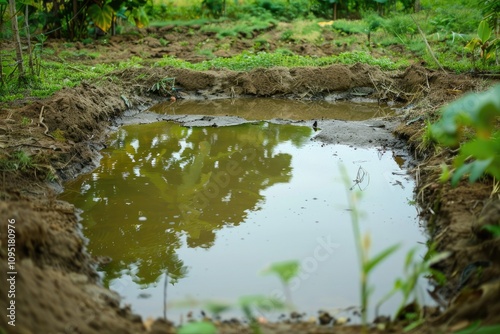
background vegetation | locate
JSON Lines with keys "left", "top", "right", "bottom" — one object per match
{"left": 1, "top": 0, "right": 499, "bottom": 101}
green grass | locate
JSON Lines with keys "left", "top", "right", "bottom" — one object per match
{"left": 155, "top": 50, "right": 409, "bottom": 71}
{"left": 0, "top": 53, "right": 143, "bottom": 102}
{"left": 200, "top": 14, "right": 277, "bottom": 39}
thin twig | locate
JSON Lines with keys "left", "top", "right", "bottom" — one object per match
{"left": 411, "top": 15, "right": 446, "bottom": 73}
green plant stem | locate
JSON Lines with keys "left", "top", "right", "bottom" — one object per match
{"left": 340, "top": 165, "right": 368, "bottom": 331}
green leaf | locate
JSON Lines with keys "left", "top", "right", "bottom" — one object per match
{"left": 404, "top": 318, "right": 424, "bottom": 332}
{"left": 128, "top": 6, "right": 150, "bottom": 28}
{"left": 425, "top": 251, "right": 451, "bottom": 267}
{"left": 451, "top": 163, "right": 472, "bottom": 186}
{"left": 439, "top": 163, "right": 451, "bottom": 183}
{"left": 205, "top": 301, "right": 232, "bottom": 316}
{"left": 477, "top": 20, "right": 492, "bottom": 44}
{"left": 482, "top": 225, "right": 500, "bottom": 238}
{"left": 178, "top": 321, "right": 217, "bottom": 334}
{"left": 238, "top": 295, "right": 285, "bottom": 311}
{"left": 261, "top": 260, "right": 300, "bottom": 284}
{"left": 364, "top": 244, "right": 400, "bottom": 274}
{"left": 465, "top": 37, "right": 481, "bottom": 52}
{"left": 468, "top": 158, "right": 493, "bottom": 183}
{"left": 88, "top": 4, "right": 114, "bottom": 32}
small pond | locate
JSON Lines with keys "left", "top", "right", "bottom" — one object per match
{"left": 60, "top": 100, "right": 427, "bottom": 322}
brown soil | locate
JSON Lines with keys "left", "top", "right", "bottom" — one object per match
{"left": 1, "top": 27, "right": 500, "bottom": 334}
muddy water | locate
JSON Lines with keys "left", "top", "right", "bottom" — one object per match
{"left": 60, "top": 119, "right": 426, "bottom": 322}
{"left": 149, "top": 98, "right": 395, "bottom": 121}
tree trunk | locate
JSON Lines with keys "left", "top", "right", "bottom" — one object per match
{"left": 333, "top": 2, "right": 337, "bottom": 20}
{"left": 25, "top": 5, "right": 34, "bottom": 76}
{"left": 8, "top": 0, "right": 25, "bottom": 82}
{"left": 414, "top": 0, "right": 421, "bottom": 13}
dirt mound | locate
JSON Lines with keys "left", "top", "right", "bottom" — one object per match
{"left": 118, "top": 63, "right": 394, "bottom": 99}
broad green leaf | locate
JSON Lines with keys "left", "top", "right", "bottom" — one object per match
{"left": 451, "top": 163, "right": 472, "bottom": 186}
{"left": 477, "top": 20, "right": 491, "bottom": 44}
{"left": 364, "top": 244, "right": 400, "bottom": 273}
{"left": 459, "top": 139, "right": 498, "bottom": 160}
{"left": 178, "top": 321, "right": 217, "bottom": 334}
{"left": 468, "top": 158, "right": 493, "bottom": 183}
{"left": 431, "top": 85, "right": 500, "bottom": 146}
{"left": 128, "top": 6, "right": 150, "bottom": 28}
{"left": 88, "top": 4, "right": 114, "bottom": 32}
{"left": 261, "top": 260, "right": 300, "bottom": 284}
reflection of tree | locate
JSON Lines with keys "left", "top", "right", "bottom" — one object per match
{"left": 61, "top": 121, "right": 312, "bottom": 287}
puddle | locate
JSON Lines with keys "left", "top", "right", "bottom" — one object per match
{"left": 149, "top": 98, "right": 395, "bottom": 121}
{"left": 60, "top": 118, "right": 426, "bottom": 322}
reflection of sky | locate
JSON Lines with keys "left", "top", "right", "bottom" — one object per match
{"left": 154, "top": 142, "right": 425, "bottom": 321}
{"left": 61, "top": 122, "right": 426, "bottom": 322}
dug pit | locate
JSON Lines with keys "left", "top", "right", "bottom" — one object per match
{"left": 59, "top": 100, "right": 428, "bottom": 323}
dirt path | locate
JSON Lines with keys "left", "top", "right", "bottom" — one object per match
{"left": 1, "top": 42, "right": 499, "bottom": 334}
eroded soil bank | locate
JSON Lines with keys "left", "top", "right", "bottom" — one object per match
{"left": 1, "top": 63, "right": 499, "bottom": 334}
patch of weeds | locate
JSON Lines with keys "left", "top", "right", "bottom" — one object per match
{"left": 0, "top": 150, "right": 33, "bottom": 172}
{"left": 159, "top": 38, "right": 169, "bottom": 46}
{"left": 416, "top": 119, "right": 437, "bottom": 154}
{"left": 201, "top": 13, "right": 276, "bottom": 39}
{"left": 382, "top": 15, "right": 417, "bottom": 44}
{"left": 197, "top": 49, "right": 215, "bottom": 59}
{"left": 280, "top": 29, "right": 294, "bottom": 41}
{"left": 21, "top": 117, "right": 31, "bottom": 126}
{"left": 179, "top": 41, "right": 189, "bottom": 47}
{"left": 81, "top": 38, "right": 93, "bottom": 45}
{"left": 50, "top": 129, "right": 66, "bottom": 142}
{"left": 288, "top": 19, "right": 321, "bottom": 43}
{"left": 253, "top": 37, "right": 270, "bottom": 51}
{"left": 46, "top": 170, "right": 58, "bottom": 182}
{"left": 217, "top": 42, "right": 231, "bottom": 51}
{"left": 275, "top": 48, "right": 294, "bottom": 56}
{"left": 149, "top": 77, "right": 177, "bottom": 96}
{"left": 332, "top": 19, "right": 367, "bottom": 35}
{"left": 60, "top": 50, "right": 101, "bottom": 60}
{"left": 155, "top": 50, "right": 407, "bottom": 71}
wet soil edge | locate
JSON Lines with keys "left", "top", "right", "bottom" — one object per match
{"left": 0, "top": 63, "right": 497, "bottom": 333}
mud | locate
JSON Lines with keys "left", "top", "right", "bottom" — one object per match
{"left": 1, "top": 43, "right": 499, "bottom": 334}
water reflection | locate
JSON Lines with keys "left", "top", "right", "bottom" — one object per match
{"left": 61, "top": 122, "right": 313, "bottom": 287}
{"left": 149, "top": 98, "right": 394, "bottom": 121}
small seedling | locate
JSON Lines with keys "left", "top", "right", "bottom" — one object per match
{"left": 21, "top": 117, "right": 31, "bottom": 126}
{"left": 341, "top": 165, "right": 400, "bottom": 332}
{"left": 149, "top": 77, "right": 176, "bottom": 96}
{"left": 465, "top": 20, "right": 499, "bottom": 68}
{"left": 261, "top": 260, "right": 299, "bottom": 306}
